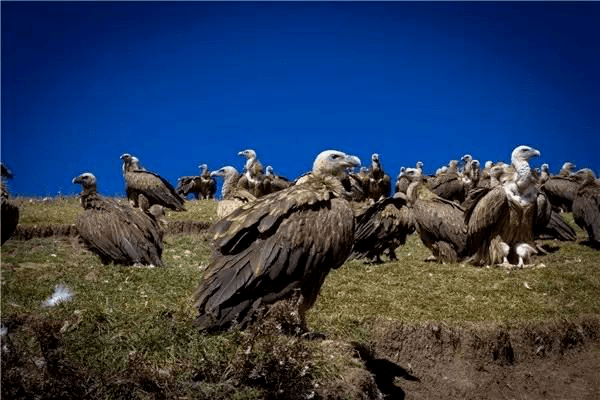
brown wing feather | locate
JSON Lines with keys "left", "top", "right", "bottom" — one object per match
{"left": 76, "top": 199, "right": 163, "bottom": 266}
{"left": 195, "top": 180, "right": 354, "bottom": 331}
{"left": 465, "top": 186, "right": 509, "bottom": 261}
{"left": 125, "top": 170, "right": 185, "bottom": 211}
{"left": 572, "top": 184, "right": 600, "bottom": 243}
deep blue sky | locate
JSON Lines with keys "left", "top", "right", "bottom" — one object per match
{"left": 2, "top": 2, "right": 599, "bottom": 197}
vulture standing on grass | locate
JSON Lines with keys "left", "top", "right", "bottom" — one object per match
{"left": 73, "top": 173, "right": 164, "bottom": 267}
{"left": 405, "top": 173, "right": 468, "bottom": 263}
{"left": 177, "top": 164, "right": 217, "bottom": 200}
{"left": 572, "top": 169, "right": 600, "bottom": 246}
{"left": 211, "top": 166, "right": 256, "bottom": 218}
{"left": 194, "top": 150, "right": 361, "bottom": 332}
{"left": 350, "top": 193, "right": 415, "bottom": 263}
{"left": 464, "top": 145, "right": 550, "bottom": 267}
{"left": 120, "top": 153, "right": 185, "bottom": 212}
{"left": 1, "top": 164, "right": 19, "bottom": 245}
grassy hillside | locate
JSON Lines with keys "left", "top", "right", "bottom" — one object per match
{"left": 2, "top": 198, "right": 599, "bottom": 399}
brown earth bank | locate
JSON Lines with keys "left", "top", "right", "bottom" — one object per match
{"left": 2, "top": 314, "right": 599, "bottom": 399}
{"left": 11, "top": 220, "right": 211, "bottom": 240}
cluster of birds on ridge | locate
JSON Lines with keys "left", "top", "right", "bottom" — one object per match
{"left": 1, "top": 144, "right": 599, "bottom": 333}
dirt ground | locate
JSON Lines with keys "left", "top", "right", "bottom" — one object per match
{"left": 361, "top": 316, "right": 600, "bottom": 399}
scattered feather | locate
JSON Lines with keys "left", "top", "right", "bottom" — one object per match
{"left": 524, "top": 282, "right": 531, "bottom": 290}
{"left": 42, "top": 283, "right": 74, "bottom": 308}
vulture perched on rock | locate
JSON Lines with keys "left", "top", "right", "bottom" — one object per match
{"left": 120, "top": 153, "right": 185, "bottom": 212}
{"left": 464, "top": 145, "right": 551, "bottom": 267}
{"left": 1, "top": 164, "right": 19, "bottom": 245}
{"left": 350, "top": 193, "right": 415, "bottom": 263}
{"left": 572, "top": 169, "right": 600, "bottom": 246}
{"left": 211, "top": 166, "right": 257, "bottom": 218}
{"left": 194, "top": 150, "right": 361, "bottom": 332}
{"left": 73, "top": 173, "right": 164, "bottom": 267}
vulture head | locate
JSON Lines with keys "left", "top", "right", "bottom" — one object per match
{"left": 461, "top": 154, "right": 472, "bottom": 163}
{"left": 312, "top": 150, "right": 360, "bottom": 178}
{"left": 416, "top": 161, "right": 424, "bottom": 170}
{"left": 199, "top": 164, "right": 208, "bottom": 174}
{"left": 511, "top": 145, "right": 541, "bottom": 166}
{"left": 238, "top": 149, "right": 257, "bottom": 160}
{"left": 210, "top": 166, "right": 239, "bottom": 179}
{"left": 574, "top": 168, "right": 597, "bottom": 184}
{"left": 484, "top": 160, "right": 494, "bottom": 170}
{"left": 561, "top": 162, "right": 576, "bottom": 174}
{"left": 73, "top": 172, "right": 97, "bottom": 191}
{"left": 120, "top": 153, "right": 134, "bottom": 173}
{"left": 541, "top": 163, "right": 549, "bottom": 173}
{"left": 265, "top": 166, "right": 274, "bottom": 177}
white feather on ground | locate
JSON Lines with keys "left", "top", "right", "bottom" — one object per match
{"left": 41, "top": 283, "right": 74, "bottom": 308}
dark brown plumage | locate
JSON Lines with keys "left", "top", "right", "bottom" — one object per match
{"left": 194, "top": 150, "right": 360, "bottom": 332}
{"left": 73, "top": 173, "right": 164, "bottom": 267}
{"left": 1, "top": 164, "right": 19, "bottom": 245}
{"left": 541, "top": 175, "right": 580, "bottom": 212}
{"left": 211, "top": 166, "right": 257, "bottom": 218}
{"left": 120, "top": 153, "right": 185, "bottom": 212}
{"left": 177, "top": 164, "right": 217, "bottom": 200}
{"left": 366, "top": 153, "right": 392, "bottom": 201}
{"left": 407, "top": 180, "right": 468, "bottom": 263}
{"left": 572, "top": 170, "right": 600, "bottom": 245}
{"left": 350, "top": 193, "right": 415, "bottom": 263}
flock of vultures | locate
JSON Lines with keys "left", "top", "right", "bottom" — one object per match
{"left": 1, "top": 145, "right": 599, "bottom": 333}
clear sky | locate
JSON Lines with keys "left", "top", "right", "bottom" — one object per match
{"left": 2, "top": 2, "right": 599, "bottom": 197}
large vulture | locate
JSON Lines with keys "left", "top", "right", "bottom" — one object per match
{"left": 73, "top": 173, "right": 164, "bottom": 267}
{"left": 211, "top": 166, "right": 256, "bottom": 218}
{"left": 406, "top": 177, "right": 468, "bottom": 263}
{"left": 572, "top": 169, "right": 600, "bottom": 246}
{"left": 465, "top": 145, "right": 551, "bottom": 267}
{"left": 1, "top": 163, "right": 19, "bottom": 245}
{"left": 350, "top": 193, "right": 415, "bottom": 263}
{"left": 120, "top": 153, "right": 185, "bottom": 212}
{"left": 194, "top": 150, "right": 361, "bottom": 332}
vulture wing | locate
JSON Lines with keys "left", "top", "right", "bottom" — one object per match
{"left": 194, "top": 178, "right": 354, "bottom": 331}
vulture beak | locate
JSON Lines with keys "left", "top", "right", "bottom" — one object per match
{"left": 72, "top": 175, "right": 82, "bottom": 185}
{"left": 343, "top": 155, "right": 361, "bottom": 169}
{"left": 120, "top": 153, "right": 131, "bottom": 161}
{"left": 237, "top": 150, "right": 247, "bottom": 157}
{"left": 530, "top": 148, "right": 541, "bottom": 159}
{"left": 210, "top": 171, "right": 220, "bottom": 177}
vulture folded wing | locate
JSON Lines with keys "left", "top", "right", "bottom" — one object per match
{"left": 195, "top": 182, "right": 354, "bottom": 330}
{"left": 465, "top": 186, "right": 509, "bottom": 254}
{"left": 127, "top": 171, "right": 185, "bottom": 211}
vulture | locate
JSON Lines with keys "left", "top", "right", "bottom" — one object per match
{"left": 211, "top": 166, "right": 256, "bottom": 218}
{"left": 120, "top": 153, "right": 185, "bottom": 212}
{"left": 177, "top": 164, "right": 217, "bottom": 200}
{"left": 406, "top": 175, "right": 468, "bottom": 263}
{"left": 237, "top": 149, "right": 267, "bottom": 198}
{"left": 194, "top": 150, "right": 361, "bottom": 332}
{"left": 426, "top": 160, "right": 467, "bottom": 203}
{"left": 559, "top": 162, "right": 576, "bottom": 177}
{"left": 395, "top": 167, "right": 411, "bottom": 195}
{"left": 365, "top": 153, "right": 392, "bottom": 201}
{"left": 350, "top": 193, "right": 415, "bottom": 263}
{"left": 464, "top": 145, "right": 551, "bottom": 267}
{"left": 73, "top": 173, "right": 164, "bottom": 267}
{"left": 1, "top": 163, "right": 19, "bottom": 245}
{"left": 572, "top": 169, "right": 600, "bottom": 246}
{"left": 263, "top": 165, "right": 293, "bottom": 193}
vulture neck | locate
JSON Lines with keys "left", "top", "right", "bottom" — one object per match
{"left": 512, "top": 158, "right": 533, "bottom": 192}
{"left": 80, "top": 186, "right": 100, "bottom": 209}
{"left": 221, "top": 172, "right": 240, "bottom": 199}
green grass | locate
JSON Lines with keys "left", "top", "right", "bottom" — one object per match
{"left": 2, "top": 197, "right": 600, "bottom": 398}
